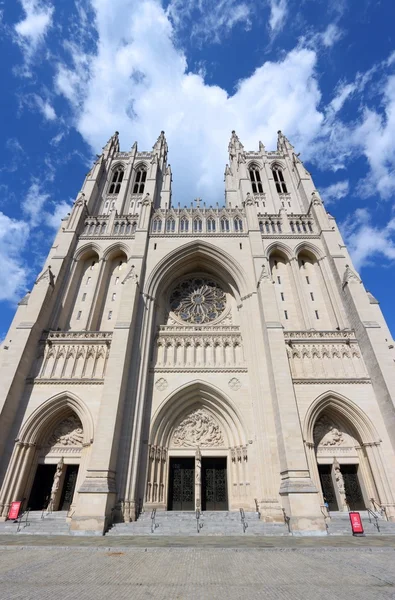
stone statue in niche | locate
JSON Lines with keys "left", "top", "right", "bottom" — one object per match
{"left": 172, "top": 409, "right": 224, "bottom": 447}
{"left": 48, "top": 458, "right": 64, "bottom": 509}
{"left": 314, "top": 415, "right": 344, "bottom": 448}
{"left": 47, "top": 416, "right": 83, "bottom": 448}
{"left": 333, "top": 458, "right": 348, "bottom": 510}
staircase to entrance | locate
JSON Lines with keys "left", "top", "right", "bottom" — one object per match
{"left": 107, "top": 510, "right": 290, "bottom": 536}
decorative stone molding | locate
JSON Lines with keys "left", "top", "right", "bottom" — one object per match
{"left": 228, "top": 377, "right": 242, "bottom": 391}
{"left": 155, "top": 377, "right": 168, "bottom": 391}
{"left": 171, "top": 409, "right": 225, "bottom": 448}
{"left": 292, "top": 378, "right": 371, "bottom": 384}
{"left": 33, "top": 331, "right": 112, "bottom": 382}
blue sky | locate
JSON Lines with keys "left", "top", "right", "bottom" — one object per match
{"left": 1, "top": 0, "right": 395, "bottom": 339}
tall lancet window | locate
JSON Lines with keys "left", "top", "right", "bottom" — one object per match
{"left": 272, "top": 165, "right": 288, "bottom": 194}
{"left": 132, "top": 165, "right": 147, "bottom": 194}
{"left": 249, "top": 165, "right": 263, "bottom": 193}
{"left": 109, "top": 167, "right": 124, "bottom": 194}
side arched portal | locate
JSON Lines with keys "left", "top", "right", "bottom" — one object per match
{"left": 145, "top": 382, "right": 249, "bottom": 512}
{"left": 0, "top": 393, "right": 93, "bottom": 517}
{"left": 304, "top": 393, "right": 394, "bottom": 514}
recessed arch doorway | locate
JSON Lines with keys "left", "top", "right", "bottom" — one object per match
{"left": 145, "top": 382, "right": 249, "bottom": 512}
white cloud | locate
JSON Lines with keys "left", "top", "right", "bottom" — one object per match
{"left": 54, "top": 0, "right": 324, "bottom": 204}
{"left": 21, "top": 179, "right": 71, "bottom": 229}
{"left": 321, "top": 23, "right": 343, "bottom": 48}
{"left": 166, "top": 0, "right": 251, "bottom": 43}
{"left": 45, "top": 200, "right": 72, "bottom": 229}
{"left": 0, "top": 212, "right": 30, "bottom": 302}
{"left": 268, "top": 0, "right": 287, "bottom": 35}
{"left": 33, "top": 94, "right": 56, "bottom": 120}
{"left": 320, "top": 180, "right": 349, "bottom": 205}
{"left": 341, "top": 208, "right": 395, "bottom": 270}
{"left": 14, "top": 0, "right": 54, "bottom": 70}
{"left": 22, "top": 180, "right": 50, "bottom": 227}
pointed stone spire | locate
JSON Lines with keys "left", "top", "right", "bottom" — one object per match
{"left": 228, "top": 130, "right": 245, "bottom": 165}
{"left": 103, "top": 131, "right": 120, "bottom": 154}
{"left": 153, "top": 130, "right": 168, "bottom": 159}
{"left": 277, "top": 130, "right": 294, "bottom": 153}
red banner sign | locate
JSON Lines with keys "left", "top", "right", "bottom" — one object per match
{"left": 349, "top": 511, "right": 364, "bottom": 535}
{"left": 8, "top": 501, "right": 22, "bottom": 521}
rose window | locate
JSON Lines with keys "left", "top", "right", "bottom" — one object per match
{"left": 169, "top": 278, "right": 226, "bottom": 324}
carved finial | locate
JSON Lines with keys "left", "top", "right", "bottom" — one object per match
{"left": 342, "top": 264, "right": 361, "bottom": 288}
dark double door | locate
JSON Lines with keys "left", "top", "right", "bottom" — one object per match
{"left": 168, "top": 457, "right": 228, "bottom": 511}
{"left": 28, "top": 464, "right": 79, "bottom": 511}
{"left": 318, "top": 463, "right": 365, "bottom": 511}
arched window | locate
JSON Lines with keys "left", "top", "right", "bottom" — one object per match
{"left": 271, "top": 222, "right": 276, "bottom": 233}
{"left": 131, "top": 221, "right": 137, "bottom": 233}
{"left": 296, "top": 221, "right": 301, "bottom": 233}
{"left": 249, "top": 165, "right": 263, "bottom": 193}
{"left": 166, "top": 218, "right": 175, "bottom": 232}
{"left": 265, "top": 222, "right": 270, "bottom": 233}
{"left": 180, "top": 217, "right": 189, "bottom": 232}
{"left": 207, "top": 217, "right": 216, "bottom": 232}
{"left": 308, "top": 221, "right": 313, "bottom": 233}
{"left": 126, "top": 223, "right": 131, "bottom": 235}
{"left": 234, "top": 217, "right": 243, "bottom": 232}
{"left": 302, "top": 222, "right": 307, "bottom": 233}
{"left": 277, "top": 221, "right": 282, "bottom": 233}
{"left": 114, "top": 222, "right": 119, "bottom": 235}
{"left": 152, "top": 218, "right": 162, "bottom": 232}
{"left": 101, "top": 223, "right": 106, "bottom": 235}
{"left": 109, "top": 167, "right": 124, "bottom": 194}
{"left": 259, "top": 221, "right": 264, "bottom": 233}
{"left": 290, "top": 221, "right": 295, "bottom": 233}
{"left": 83, "top": 223, "right": 89, "bottom": 234}
{"left": 220, "top": 218, "right": 230, "bottom": 232}
{"left": 272, "top": 165, "right": 288, "bottom": 194}
{"left": 132, "top": 166, "right": 147, "bottom": 194}
{"left": 95, "top": 223, "right": 100, "bottom": 235}
{"left": 120, "top": 222, "right": 125, "bottom": 235}
{"left": 89, "top": 223, "right": 95, "bottom": 235}
{"left": 193, "top": 218, "right": 202, "bottom": 232}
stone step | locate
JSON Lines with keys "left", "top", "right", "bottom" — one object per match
{"left": 0, "top": 511, "right": 70, "bottom": 535}
{"left": 107, "top": 510, "right": 290, "bottom": 536}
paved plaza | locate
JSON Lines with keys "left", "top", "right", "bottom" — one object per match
{"left": 0, "top": 537, "right": 394, "bottom": 599}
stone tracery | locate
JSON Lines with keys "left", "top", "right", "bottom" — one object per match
{"left": 169, "top": 278, "right": 226, "bottom": 324}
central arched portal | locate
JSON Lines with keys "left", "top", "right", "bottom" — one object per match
{"left": 146, "top": 383, "right": 248, "bottom": 512}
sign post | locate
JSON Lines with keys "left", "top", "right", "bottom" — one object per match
{"left": 349, "top": 511, "right": 365, "bottom": 536}
{"left": 7, "top": 501, "right": 22, "bottom": 521}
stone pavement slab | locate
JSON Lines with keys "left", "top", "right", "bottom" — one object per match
{"left": 0, "top": 541, "right": 394, "bottom": 599}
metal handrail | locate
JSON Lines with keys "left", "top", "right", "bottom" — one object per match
{"left": 196, "top": 509, "right": 203, "bottom": 533}
{"left": 150, "top": 508, "right": 159, "bottom": 533}
{"left": 240, "top": 508, "right": 248, "bottom": 533}
{"left": 320, "top": 505, "right": 330, "bottom": 534}
{"left": 254, "top": 498, "right": 261, "bottom": 519}
{"left": 16, "top": 508, "right": 30, "bottom": 533}
{"left": 367, "top": 508, "right": 380, "bottom": 532}
{"left": 282, "top": 508, "right": 291, "bottom": 533}
{"left": 371, "top": 498, "right": 388, "bottom": 521}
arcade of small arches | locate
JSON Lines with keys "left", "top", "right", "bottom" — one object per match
{"left": 152, "top": 214, "right": 244, "bottom": 234}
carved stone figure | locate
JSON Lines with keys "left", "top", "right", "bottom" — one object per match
{"left": 172, "top": 409, "right": 224, "bottom": 447}
{"left": 47, "top": 416, "right": 83, "bottom": 447}
{"left": 48, "top": 458, "right": 64, "bottom": 509}
{"left": 314, "top": 415, "right": 344, "bottom": 447}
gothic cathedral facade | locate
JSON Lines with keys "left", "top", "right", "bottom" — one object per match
{"left": 0, "top": 130, "right": 395, "bottom": 534}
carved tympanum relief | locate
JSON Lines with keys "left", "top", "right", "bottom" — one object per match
{"left": 47, "top": 415, "right": 83, "bottom": 448}
{"left": 313, "top": 415, "right": 356, "bottom": 449}
{"left": 171, "top": 409, "right": 225, "bottom": 447}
